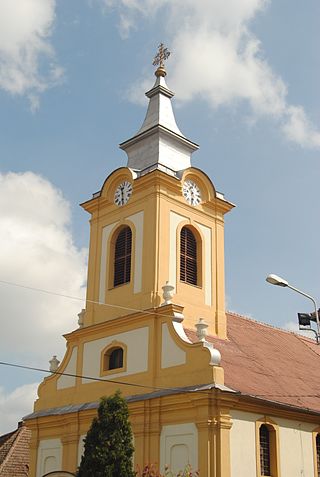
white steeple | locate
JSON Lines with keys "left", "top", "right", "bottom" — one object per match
{"left": 119, "top": 45, "right": 198, "bottom": 174}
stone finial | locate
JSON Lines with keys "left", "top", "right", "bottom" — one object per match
{"left": 78, "top": 308, "right": 86, "bottom": 328}
{"left": 209, "top": 346, "right": 222, "bottom": 366}
{"left": 161, "top": 281, "right": 175, "bottom": 305}
{"left": 195, "top": 318, "right": 208, "bottom": 342}
{"left": 49, "top": 355, "right": 60, "bottom": 372}
{"left": 195, "top": 319, "right": 222, "bottom": 365}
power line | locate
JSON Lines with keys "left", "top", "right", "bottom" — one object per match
{"left": 0, "top": 360, "right": 207, "bottom": 395}
{"left": 2, "top": 281, "right": 320, "bottom": 401}
{"left": 1, "top": 360, "right": 320, "bottom": 401}
{"left": 0, "top": 279, "right": 180, "bottom": 321}
{"left": 0, "top": 360, "right": 157, "bottom": 390}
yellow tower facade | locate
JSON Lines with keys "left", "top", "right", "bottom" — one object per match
{"left": 82, "top": 65, "right": 233, "bottom": 337}
{"left": 25, "top": 54, "right": 236, "bottom": 477}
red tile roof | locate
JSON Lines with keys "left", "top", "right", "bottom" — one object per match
{"left": 0, "top": 423, "right": 31, "bottom": 477}
{"left": 186, "top": 312, "right": 320, "bottom": 414}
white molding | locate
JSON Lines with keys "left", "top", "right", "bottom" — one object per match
{"left": 196, "top": 222, "right": 212, "bottom": 306}
{"left": 99, "top": 221, "right": 119, "bottom": 303}
{"left": 160, "top": 423, "right": 198, "bottom": 474}
{"left": 126, "top": 211, "right": 144, "bottom": 293}
{"left": 57, "top": 347, "right": 77, "bottom": 390}
{"left": 161, "top": 323, "right": 186, "bottom": 368}
{"left": 172, "top": 321, "right": 192, "bottom": 344}
{"left": 36, "top": 439, "right": 62, "bottom": 477}
{"left": 169, "top": 211, "right": 187, "bottom": 288}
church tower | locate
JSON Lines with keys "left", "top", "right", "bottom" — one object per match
{"left": 25, "top": 46, "right": 235, "bottom": 477}
{"left": 82, "top": 44, "right": 233, "bottom": 337}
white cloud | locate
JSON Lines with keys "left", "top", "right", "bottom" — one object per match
{"left": 101, "top": 0, "right": 320, "bottom": 149}
{"left": 282, "top": 106, "right": 320, "bottom": 148}
{"left": 0, "top": 383, "right": 38, "bottom": 435}
{"left": 0, "top": 172, "right": 87, "bottom": 366}
{"left": 0, "top": 0, "right": 63, "bottom": 110}
{"left": 283, "top": 321, "right": 314, "bottom": 339}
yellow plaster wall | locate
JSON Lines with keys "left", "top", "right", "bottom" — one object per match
{"left": 34, "top": 304, "right": 224, "bottom": 412}
{"left": 81, "top": 167, "right": 233, "bottom": 337}
{"left": 28, "top": 390, "right": 236, "bottom": 477}
{"left": 28, "top": 163, "right": 235, "bottom": 475}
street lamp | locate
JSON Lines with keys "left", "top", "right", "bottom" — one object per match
{"left": 266, "top": 274, "right": 320, "bottom": 343}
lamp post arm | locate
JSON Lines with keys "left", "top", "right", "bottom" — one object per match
{"left": 287, "top": 284, "right": 320, "bottom": 338}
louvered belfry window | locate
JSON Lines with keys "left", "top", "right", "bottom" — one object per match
{"left": 317, "top": 434, "right": 320, "bottom": 477}
{"left": 180, "top": 227, "right": 198, "bottom": 286}
{"left": 260, "top": 425, "right": 271, "bottom": 476}
{"left": 114, "top": 226, "right": 132, "bottom": 287}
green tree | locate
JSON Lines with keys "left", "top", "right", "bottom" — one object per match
{"left": 77, "top": 391, "right": 135, "bottom": 477}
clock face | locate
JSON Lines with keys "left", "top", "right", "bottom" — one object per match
{"left": 182, "top": 180, "right": 201, "bottom": 206}
{"left": 114, "top": 181, "right": 133, "bottom": 206}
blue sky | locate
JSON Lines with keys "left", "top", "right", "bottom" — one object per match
{"left": 0, "top": 0, "right": 319, "bottom": 433}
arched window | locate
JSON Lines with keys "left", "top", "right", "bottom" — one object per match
{"left": 256, "top": 421, "right": 279, "bottom": 477}
{"left": 114, "top": 226, "right": 132, "bottom": 287}
{"left": 103, "top": 347, "right": 124, "bottom": 371}
{"left": 180, "top": 227, "right": 198, "bottom": 286}
{"left": 316, "top": 433, "right": 320, "bottom": 477}
{"left": 259, "top": 424, "right": 271, "bottom": 476}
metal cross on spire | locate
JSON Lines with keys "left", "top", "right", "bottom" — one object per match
{"left": 153, "top": 43, "right": 170, "bottom": 77}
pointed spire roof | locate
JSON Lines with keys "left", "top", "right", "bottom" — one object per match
{"left": 120, "top": 46, "right": 198, "bottom": 175}
{"left": 136, "top": 74, "right": 183, "bottom": 137}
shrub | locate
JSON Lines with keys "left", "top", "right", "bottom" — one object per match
{"left": 76, "top": 391, "right": 135, "bottom": 477}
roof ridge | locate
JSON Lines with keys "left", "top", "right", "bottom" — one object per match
{"left": 226, "top": 310, "right": 316, "bottom": 344}
{"left": 0, "top": 428, "right": 20, "bottom": 471}
{"left": 0, "top": 430, "right": 15, "bottom": 444}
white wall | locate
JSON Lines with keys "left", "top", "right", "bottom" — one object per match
{"left": 277, "top": 417, "right": 315, "bottom": 477}
{"left": 161, "top": 323, "right": 186, "bottom": 368}
{"left": 36, "top": 438, "right": 62, "bottom": 477}
{"left": 82, "top": 327, "right": 149, "bottom": 382}
{"left": 57, "top": 346, "right": 77, "bottom": 389}
{"left": 230, "top": 410, "right": 257, "bottom": 477}
{"left": 230, "top": 410, "right": 316, "bottom": 477}
{"left": 160, "top": 423, "right": 198, "bottom": 474}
